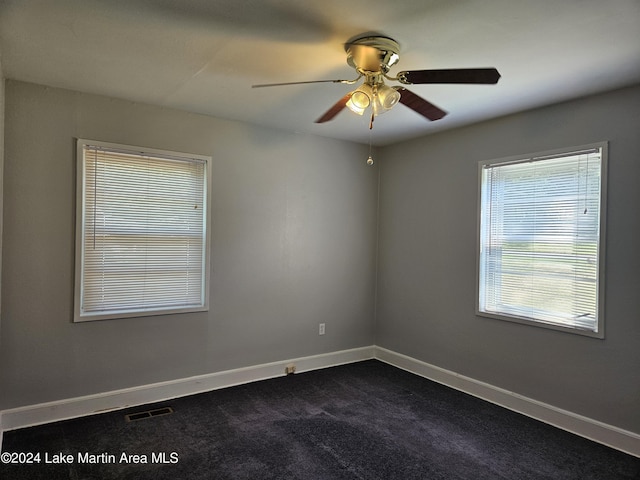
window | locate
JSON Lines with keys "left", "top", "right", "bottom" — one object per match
{"left": 477, "top": 143, "right": 607, "bottom": 337}
{"left": 74, "top": 139, "right": 211, "bottom": 322}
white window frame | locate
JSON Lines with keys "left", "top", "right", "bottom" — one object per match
{"left": 74, "top": 139, "right": 211, "bottom": 322}
{"left": 476, "top": 142, "right": 607, "bottom": 338}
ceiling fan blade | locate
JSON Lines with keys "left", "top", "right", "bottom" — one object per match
{"left": 252, "top": 78, "right": 357, "bottom": 88}
{"left": 315, "top": 93, "right": 353, "bottom": 123}
{"left": 396, "top": 87, "right": 447, "bottom": 121}
{"left": 397, "top": 68, "right": 501, "bottom": 85}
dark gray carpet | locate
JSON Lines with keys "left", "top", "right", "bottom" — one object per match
{"left": 1, "top": 360, "right": 638, "bottom": 479}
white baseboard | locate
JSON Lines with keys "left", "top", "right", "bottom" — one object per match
{"left": 0, "top": 346, "right": 375, "bottom": 434}
{"left": 2, "top": 344, "right": 638, "bottom": 458}
{"left": 375, "top": 346, "right": 640, "bottom": 458}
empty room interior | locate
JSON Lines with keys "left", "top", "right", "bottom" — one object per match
{"left": 0, "top": 0, "right": 639, "bottom": 478}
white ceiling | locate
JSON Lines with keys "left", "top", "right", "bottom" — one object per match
{"left": 1, "top": 0, "right": 639, "bottom": 146}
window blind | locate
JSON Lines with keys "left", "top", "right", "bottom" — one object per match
{"left": 76, "top": 141, "right": 209, "bottom": 321}
{"left": 478, "top": 146, "right": 604, "bottom": 333}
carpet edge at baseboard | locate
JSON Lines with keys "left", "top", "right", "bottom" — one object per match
{"left": 374, "top": 346, "right": 640, "bottom": 458}
{"left": 0, "top": 346, "right": 375, "bottom": 435}
{"left": 1, "top": 345, "right": 638, "bottom": 458}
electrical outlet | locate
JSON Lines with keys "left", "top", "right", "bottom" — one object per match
{"left": 319, "top": 323, "right": 325, "bottom": 335}
{"left": 285, "top": 364, "right": 296, "bottom": 375}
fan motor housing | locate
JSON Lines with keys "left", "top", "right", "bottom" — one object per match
{"left": 345, "top": 35, "right": 400, "bottom": 74}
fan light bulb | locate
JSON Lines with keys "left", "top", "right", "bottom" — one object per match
{"left": 378, "top": 85, "right": 401, "bottom": 110}
{"left": 347, "top": 83, "right": 400, "bottom": 118}
{"left": 372, "top": 85, "right": 401, "bottom": 116}
{"left": 346, "top": 97, "right": 366, "bottom": 115}
{"left": 346, "top": 84, "right": 373, "bottom": 115}
{"left": 351, "top": 91, "right": 371, "bottom": 109}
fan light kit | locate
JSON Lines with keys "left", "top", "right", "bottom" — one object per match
{"left": 253, "top": 34, "right": 501, "bottom": 164}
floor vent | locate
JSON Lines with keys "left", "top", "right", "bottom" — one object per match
{"left": 125, "top": 407, "right": 174, "bottom": 422}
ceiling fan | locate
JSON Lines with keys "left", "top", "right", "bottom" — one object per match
{"left": 253, "top": 34, "right": 501, "bottom": 128}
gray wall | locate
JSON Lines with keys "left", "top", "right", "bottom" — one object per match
{"left": 0, "top": 80, "right": 378, "bottom": 409}
{"left": 2, "top": 79, "right": 639, "bottom": 437}
{"left": 376, "top": 84, "right": 640, "bottom": 434}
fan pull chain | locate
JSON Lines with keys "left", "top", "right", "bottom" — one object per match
{"left": 367, "top": 130, "right": 374, "bottom": 166}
